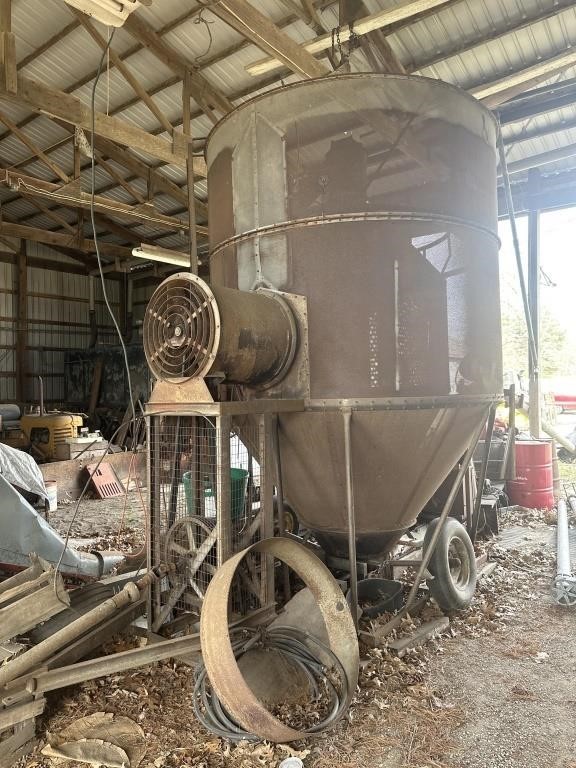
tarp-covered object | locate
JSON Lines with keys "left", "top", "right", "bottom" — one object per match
{"left": 0, "top": 442, "right": 48, "bottom": 501}
{"left": 0, "top": 474, "right": 124, "bottom": 576}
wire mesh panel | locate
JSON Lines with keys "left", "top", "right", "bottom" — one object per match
{"left": 148, "top": 410, "right": 273, "bottom": 631}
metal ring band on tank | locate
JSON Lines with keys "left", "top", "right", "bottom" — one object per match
{"left": 199, "top": 536, "right": 360, "bottom": 743}
{"left": 209, "top": 211, "right": 501, "bottom": 258}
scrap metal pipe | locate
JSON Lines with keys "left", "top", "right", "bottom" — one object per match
{"left": 0, "top": 569, "right": 163, "bottom": 688}
{"left": 552, "top": 499, "right": 576, "bottom": 606}
{"left": 143, "top": 272, "right": 296, "bottom": 386}
{"left": 541, "top": 419, "right": 576, "bottom": 456}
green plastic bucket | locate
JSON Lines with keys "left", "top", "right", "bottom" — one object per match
{"left": 182, "top": 468, "right": 249, "bottom": 520}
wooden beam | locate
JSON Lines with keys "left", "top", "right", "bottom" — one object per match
{"left": 0, "top": 0, "right": 16, "bottom": 95}
{"left": 73, "top": 11, "right": 175, "bottom": 136}
{"left": 18, "top": 20, "right": 80, "bottom": 71}
{"left": 246, "top": 0, "right": 452, "bottom": 75}
{"left": 473, "top": 49, "right": 576, "bottom": 108}
{"left": 23, "top": 194, "right": 76, "bottom": 234}
{"left": 0, "top": 74, "right": 188, "bottom": 166}
{"left": 95, "top": 153, "right": 147, "bottom": 205}
{"left": 124, "top": 12, "right": 233, "bottom": 120}
{"left": 212, "top": 0, "right": 329, "bottom": 78}
{"left": 0, "top": 110, "right": 70, "bottom": 182}
{"left": 0, "top": 168, "right": 198, "bottom": 233}
{"left": 0, "top": 222, "right": 134, "bottom": 259}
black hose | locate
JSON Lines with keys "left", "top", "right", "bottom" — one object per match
{"left": 193, "top": 626, "right": 349, "bottom": 741}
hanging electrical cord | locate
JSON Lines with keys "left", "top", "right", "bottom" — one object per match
{"left": 89, "top": 26, "right": 136, "bottom": 428}
{"left": 193, "top": 626, "right": 349, "bottom": 741}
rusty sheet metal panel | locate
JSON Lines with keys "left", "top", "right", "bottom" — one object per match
{"left": 206, "top": 74, "right": 502, "bottom": 554}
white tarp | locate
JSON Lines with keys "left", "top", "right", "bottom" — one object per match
{"left": 0, "top": 442, "right": 48, "bottom": 502}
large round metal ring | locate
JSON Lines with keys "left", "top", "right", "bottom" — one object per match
{"left": 199, "top": 537, "right": 359, "bottom": 743}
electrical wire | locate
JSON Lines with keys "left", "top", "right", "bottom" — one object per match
{"left": 89, "top": 27, "right": 136, "bottom": 429}
{"left": 193, "top": 626, "right": 349, "bottom": 741}
{"left": 53, "top": 33, "right": 141, "bottom": 597}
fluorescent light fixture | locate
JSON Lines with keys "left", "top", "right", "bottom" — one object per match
{"left": 64, "top": 0, "right": 150, "bottom": 27}
{"left": 132, "top": 244, "right": 192, "bottom": 268}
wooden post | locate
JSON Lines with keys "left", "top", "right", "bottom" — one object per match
{"left": 15, "top": 243, "right": 27, "bottom": 405}
{"left": 0, "top": 0, "right": 16, "bottom": 95}
{"left": 183, "top": 71, "right": 198, "bottom": 274}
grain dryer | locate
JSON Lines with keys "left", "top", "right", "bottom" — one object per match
{"left": 144, "top": 74, "right": 501, "bottom": 626}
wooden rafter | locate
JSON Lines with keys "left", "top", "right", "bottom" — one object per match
{"left": 73, "top": 11, "right": 175, "bottom": 136}
{"left": 0, "top": 109, "right": 70, "bottom": 182}
{"left": 0, "top": 221, "right": 134, "bottom": 259}
{"left": 124, "top": 12, "right": 233, "bottom": 122}
{"left": 245, "top": 0, "right": 452, "bottom": 76}
{"left": 23, "top": 194, "right": 76, "bottom": 234}
{"left": 0, "top": 75, "right": 188, "bottom": 165}
{"left": 0, "top": 168, "right": 206, "bottom": 235}
{"left": 211, "top": 0, "right": 328, "bottom": 79}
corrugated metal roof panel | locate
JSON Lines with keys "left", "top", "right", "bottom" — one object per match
{"left": 1, "top": 0, "right": 576, "bottom": 226}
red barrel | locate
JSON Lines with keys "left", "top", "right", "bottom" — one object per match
{"left": 506, "top": 440, "right": 554, "bottom": 510}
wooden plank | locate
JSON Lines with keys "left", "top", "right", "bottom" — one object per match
{"left": 473, "top": 48, "right": 576, "bottom": 108}
{"left": 0, "top": 169, "right": 191, "bottom": 232}
{"left": 0, "top": 75, "right": 186, "bottom": 166}
{"left": 124, "top": 13, "right": 233, "bottom": 119}
{"left": 0, "top": 718, "right": 36, "bottom": 767}
{"left": 0, "top": 698, "right": 44, "bottom": 733}
{"left": 0, "top": 32, "right": 16, "bottom": 95}
{"left": 0, "top": 222, "right": 134, "bottom": 259}
{"left": 0, "top": 570, "right": 51, "bottom": 607}
{"left": 213, "top": 0, "right": 328, "bottom": 79}
{"left": 0, "top": 111, "right": 69, "bottom": 183}
{"left": 0, "top": 579, "right": 70, "bottom": 644}
{"left": 95, "top": 154, "right": 147, "bottom": 205}
{"left": 74, "top": 12, "right": 174, "bottom": 136}
{"left": 388, "top": 617, "right": 449, "bottom": 657}
{"left": 246, "top": 0, "right": 452, "bottom": 75}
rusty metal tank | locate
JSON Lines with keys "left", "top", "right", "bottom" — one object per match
{"left": 206, "top": 74, "right": 502, "bottom": 558}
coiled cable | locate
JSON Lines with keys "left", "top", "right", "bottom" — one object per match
{"left": 193, "top": 626, "right": 349, "bottom": 741}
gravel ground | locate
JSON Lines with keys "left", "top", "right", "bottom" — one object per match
{"left": 429, "top": 524, "right": 576, "bottom": 768}
{"left": 20, "top": 481, "right": 576, "bottom": 768}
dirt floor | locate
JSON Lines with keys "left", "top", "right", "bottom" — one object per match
{"left": 21, "top": 463, "right": 576, "bottom": 768}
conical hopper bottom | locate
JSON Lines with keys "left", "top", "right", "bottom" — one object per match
{"left": 278, "top": 403, "right": 489, "bottom": 558}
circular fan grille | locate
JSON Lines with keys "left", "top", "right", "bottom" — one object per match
{"left": 143, "top": 273, "right": 220, "bottom": 382}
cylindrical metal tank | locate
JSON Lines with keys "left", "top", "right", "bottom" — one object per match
{"left": 206, "top": 74, "right": 502, "bottom": 557}
{"left": 507, "top": 440, "right": 554, "bottom": 510}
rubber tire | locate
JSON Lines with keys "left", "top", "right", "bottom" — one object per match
{"left": 424, "top": 517, "right": 477, "bottom": 612}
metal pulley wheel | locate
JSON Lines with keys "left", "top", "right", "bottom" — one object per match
{"left": 164, "top": 516, "right": 218, "bottom": 609}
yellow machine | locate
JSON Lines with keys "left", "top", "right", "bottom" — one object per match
{"left": 20, "top": 412, "right": 84, "bottom": 461}
{"left": 18, "top": 376, "right": 84, "bottom": 461}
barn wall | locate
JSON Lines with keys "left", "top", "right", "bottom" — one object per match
{"left": 0, "top": 243, "right": 123, "bottom": 406}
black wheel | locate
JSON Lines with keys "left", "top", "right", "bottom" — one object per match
{"left": 273, "top": 496, "right": 299, "bottom": 535}
{"left": 424, "top": 518, "right": 477, "bottom": 612}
